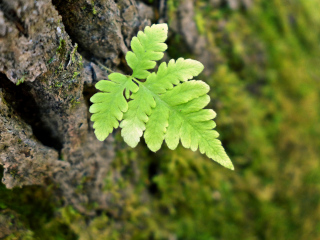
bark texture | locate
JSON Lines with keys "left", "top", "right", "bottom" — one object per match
{"left": 0, "top": 0, "right": 157, "bottom": 218}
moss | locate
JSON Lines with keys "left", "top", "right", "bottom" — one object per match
{"left": 47, "top": 57, "right": 55, "bottom": 64}
{"left": 0, "top": 167, "right": 76, "bottom": 239}
{"left": 54, "top": 82, "right": 63, "bottom": 88}
{"left": 72, "top": 71, "right": 80, "bottom": 79}
{"left": 78, "top": 55, "right": 83, "bottom": 68}
{"left": 92, "top": 6, "right": 97, "bottom": 15}
{"left": 91, "top": 1, "right": 97, "bottom": 15}
{"left": 16, "top": 76, "right": 25, "bottom": 86}
{"left": 167, "top": 0, "right": 179, "bottom": 24}
{"left": 70, "top": 97, "right": 81, "bottom": 107}
{"left": 56, "top": 38, "right": 66, "bottom": 57}
{"left": 58, "top": 62, "right": 64, "bottom": 71}
{"left": 71, "top": 43, "right": 78, "bottom": 63}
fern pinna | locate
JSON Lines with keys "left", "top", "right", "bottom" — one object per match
{"left": 89, "top": 24, "right": 234, "bottom": 170}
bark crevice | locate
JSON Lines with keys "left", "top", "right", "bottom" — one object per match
{"left": 0, "top": 73, "right": 63, "bottom": 151}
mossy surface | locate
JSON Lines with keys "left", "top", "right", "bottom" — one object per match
{"left": 0, "top": 166, "right": 77, "bottom": 239}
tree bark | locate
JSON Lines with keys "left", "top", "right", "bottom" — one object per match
{"left": 0, "top": 0, "right": 157, "bottom": 216}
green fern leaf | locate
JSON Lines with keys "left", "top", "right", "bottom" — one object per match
{"left": 126, "top": 23, "right": 168, "bottom": 79}
{"left": 90, "top": 23, "right": 233, "bottom": 170}
{"left": 89, "top": 73, "right": 138, "bottom": 141}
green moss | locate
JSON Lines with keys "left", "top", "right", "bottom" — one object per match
{"left": 72, "top": 71, "right": 80, "bottom": 79}
{"left": 54, "top": 82, "right": 63, "bottom": 88}
{"left": 167, "top": 0, "right": 179, "bottom": 24}
{"left": 16, "top": 76, "right": 25, "bottom": 86}
{"left": 69, "top": 96, "right": 81, "bottom": 107}
{"left": 71, "top": 44, "right": 78, "bottom": 63}
{"left": 92, "top": 7, "right": 97, "bottom": 15}
{"left": 91, "top": 1, "right": 97, "bottom": 15}
{"left": 47, "top": 57, "right": 54, "bottom": 64}
{"left": 4, "top": 230, "right": 34, "bottom": 240}
{"left": 78, "top": 55, "right": 83, "bottom": 68}
{"left": 56, "top": 39, "right": 66, "bottom": 57}
{"left": 0, "top": 167, "right": 76, "bottom": 239}
{"left": 58, "top": 62, "right": 64, "bottom": 72}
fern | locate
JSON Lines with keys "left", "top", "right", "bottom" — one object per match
{"left": 90, "top": 24, "right": 234, "bottom": 170}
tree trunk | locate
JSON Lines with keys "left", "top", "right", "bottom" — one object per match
{"left": 0, "top": 0, "right": 158, "bottom": 233}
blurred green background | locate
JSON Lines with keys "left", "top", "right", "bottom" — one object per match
{"left": 1, "top": 0, "right": 320, "bottom": 239}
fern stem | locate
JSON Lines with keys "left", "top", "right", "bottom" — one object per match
{"left": 96, "top": 61, "right": 115, "bottom": 73}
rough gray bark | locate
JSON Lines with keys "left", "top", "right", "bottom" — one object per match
{"left": 0, "top": 0, "right": 154, "bottom": 215}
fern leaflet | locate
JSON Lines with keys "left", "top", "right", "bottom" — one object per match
{"left": 89, "top": 73, "right": 138, "bottom": 141}
{"left": 126, "top": 24, "right": 168, "bottom": 79}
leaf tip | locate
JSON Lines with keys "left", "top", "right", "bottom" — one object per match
{"left": 228, "top": 164, "right": 235, "bottom": 171}
{"left": 220, "top": 157, "right": 234, "bottom": 170}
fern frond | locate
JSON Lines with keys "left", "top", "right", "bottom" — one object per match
{"left": 126, "top": 24, "right": 168, "bottom": 79}
{"left": 90, "top": 23, "right": 233, "bottom": 170}
{"left": 89, "top": 73, "right": 138, "bottom": 141}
